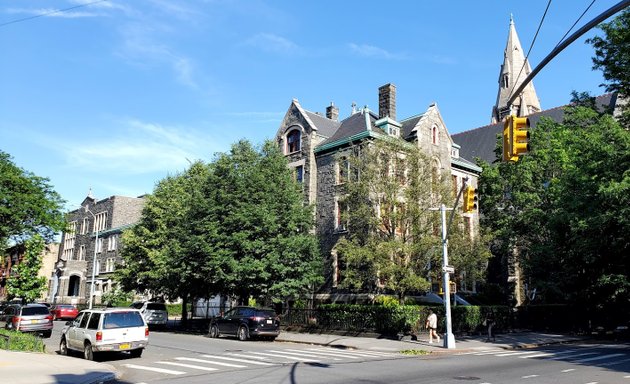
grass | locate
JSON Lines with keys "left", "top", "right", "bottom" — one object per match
{"left": 400, "top": 349, "right": 430, "bottom": 355}
{"left": 0, "top": 329, "right": 45, "bottom": 352}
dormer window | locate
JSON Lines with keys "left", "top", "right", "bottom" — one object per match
{"left": 389, "top": 126, "right": 399, "bottom": 137}
{"left": 286, "top": 129, "right": 301, "bottom": 153}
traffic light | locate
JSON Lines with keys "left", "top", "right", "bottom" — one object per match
{"left": 509, "top": 116, "right": 530, "bottom": 160}
{"left": 463, "top": 185, "right": 478, "bottom": 213}
{"left": 502, "top": 118, "right": 511, "bottom": 162}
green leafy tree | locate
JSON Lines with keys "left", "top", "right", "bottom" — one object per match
{"left": 197, "top": 140, "right": 322, "bottom": 304}
{"left": 0, "top": 151, "right": 66, "bottom": 249}
{"left": 335, "top": 139, "right": 489, "bottom": 303}
{"left": 6, "top": 235, "right": 47, "bottom": 302}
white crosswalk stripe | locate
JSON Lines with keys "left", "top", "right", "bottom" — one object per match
{"left": 123, "top": 364, "right": 186, "bottom": 375}
{"left": 156, "top": 361, "right": 219, "bottom": 372}
{"left": 496, "top": 351, "right": 539, "bottom": 357}
{"left": 284, "top": 348, "right": 361, "bottom": 359}
{"left": 266, "top": 349, "right": 342, "bottom": 360}
{"left": 201, "top": 354, "right": 275, "bottom": 365}
{"left": 572, "top": 353, "right": 625, "bottom": 363}
{"left": 247, "top": 351, "right": 321, "bottom": 362}
{"left": 175, "top": 357, "right": 247, "bottom": 368}
{"left": 306, "top": 348, "right": 395, "bottom": 358}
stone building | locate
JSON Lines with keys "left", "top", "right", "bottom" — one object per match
{"left": 0, "top": 242, "right": 59, "bottom": 302}
{"left": 275, "top": 83, "right": 482, "bottom": 295}
{"left": 50, "top": 191, "right": 145, "bottom": 305}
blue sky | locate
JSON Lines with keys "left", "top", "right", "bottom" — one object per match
{"left": 0, "top": 0, "right": 620, "bottom": 210}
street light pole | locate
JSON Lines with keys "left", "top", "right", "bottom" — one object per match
{"left": 84, "top": 206, "right": 99, "bottom": 310}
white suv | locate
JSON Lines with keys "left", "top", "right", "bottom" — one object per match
{"left": 60, "top": 307, "right": 149, "bottom": 360}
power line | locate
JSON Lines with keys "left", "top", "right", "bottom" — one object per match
{"left": 554, "top": 0, "right": 597, "bottom": 49}
{"left": 508, "top": 0, "right": 553, "bottom": 102}
{"left": 0, "top": 0, "right": 109, "bottom": 28}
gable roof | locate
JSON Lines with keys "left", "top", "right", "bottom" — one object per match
{"left": 316, "top": 109, "right": 380, "bottom": 152}
{"left": 453, "top": 93, "right": 618, "bottom": 164}
{"left": 304, "top": 110, "right": 341, "bottom": 138}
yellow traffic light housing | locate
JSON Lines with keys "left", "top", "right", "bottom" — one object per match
{"left": 463, "top": 186, "right": 478, "bottom": 213}
{"left": 509, "top": 116, "right": 530, "bottom": 161}
{"left": 502, "top": 118, "right": 511, "bottom": 162}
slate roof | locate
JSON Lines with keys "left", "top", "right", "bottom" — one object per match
{"left": 304, "top": 111, "right": 341, "bottom": 138}
{"left": 317, "top": 109, "right": 380, "bottom": 149}
{"left": 452, "top": 93, "right": 618, "bottom": 164}
{"left": 400, "top": 114, "right": 424, "bottom": 140}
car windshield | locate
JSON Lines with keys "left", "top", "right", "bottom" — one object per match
{"left": 146, "top": 303, "right": 167, "bottom": 311}
{"left": 103, "top": 311, "right": 144, "bottom": 329}
{"left": 21, "top": 307, "right": 50, "bottom": 316}
{"left": 255, "top": 310, "right": 276, "bottom": 318}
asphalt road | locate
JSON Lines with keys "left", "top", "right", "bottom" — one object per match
{"left": 43, "top": 321, "right": 630, "bottom": 384}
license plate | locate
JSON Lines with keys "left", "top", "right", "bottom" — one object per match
{"left": 266, "top": 319, "right": 272, "bottom": 324}
{"left": 119, "top": 343, "right": 131, "bottom": 350}
{"left": 31, "top": 320, "right": 38, "bottom": 324}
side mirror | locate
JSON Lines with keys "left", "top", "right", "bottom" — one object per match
{"left": 65, "top": 321, "right": 72, "bottom": 326}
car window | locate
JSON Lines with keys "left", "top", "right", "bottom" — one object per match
{"left": 255, "top": 310, "right": 276, "bottom": 318}
{"left": 223, "top": 308, "right": 236, "bottom": 318}
{"left": 21, "top": 306, "right": 50, "bottom": 316}
{"left": 241, "top": 308, "right": 255, "bottom": 317}
{"left": 87, "top": 312, "right": 101, "bottom": 330}
{"left": 130, "top": 302, "right": 144, "bottom": 309}
{"left": 73, "top": 313, "right": 84, "bottom": 326}
{"left": 146, "top": 303, "right": 167, "bottom": 311}
{"left": 4, "top": 306, "right": 16, "bottom": 315}
{"left": 79, "top": 312, "right": 90, "bottom": 328}
{"left": 103, "top": 311, "right": 144, "bottom": 329}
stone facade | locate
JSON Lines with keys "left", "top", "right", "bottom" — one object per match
{"left": 275, "top": 84, "right": 482, "bottom": 293}
{"left": 51, "top": 193, "right": 145, "bottom": 305}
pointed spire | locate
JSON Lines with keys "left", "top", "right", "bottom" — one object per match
{"left": 87, "top": 187, "right": 94, "bottom": 199}
{"left": 491, "top": 15, "right": 541, "bottom": 123}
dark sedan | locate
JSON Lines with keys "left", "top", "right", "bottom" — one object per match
{"left": 208, "top": 306, "right": 280, "bottom": 341}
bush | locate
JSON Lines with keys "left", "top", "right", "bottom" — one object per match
{"left": 0, "top": 329, "right": 45, "bottom": 352}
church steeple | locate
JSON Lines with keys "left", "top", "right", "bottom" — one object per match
{"left": 492, "top": 15, "right": 541, "bottom": 123}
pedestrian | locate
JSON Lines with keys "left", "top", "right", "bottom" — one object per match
{"left": 484, "top": 311, "right": 495, "bottom": 342}
{"left": 425, "top": 309, "right": 440, "bottom": 344}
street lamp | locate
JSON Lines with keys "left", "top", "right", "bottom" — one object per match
{"left": 84, "top": 206, "right": 99, "bottom": 309}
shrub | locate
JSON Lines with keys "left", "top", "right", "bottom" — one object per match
{"left": 0, "top": 329, "right": 45, "bottom": 352}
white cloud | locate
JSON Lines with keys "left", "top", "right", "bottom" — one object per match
{"left": 348, "top": 43, "right": 406, "bottom": 60}
{"left": 246, "top": 33, "right": 300, "bottom": 54}
{"left": 5, "top": 7, "right": 98, "bottom": 18}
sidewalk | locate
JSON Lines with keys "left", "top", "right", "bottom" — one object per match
{"left": 0, "top": 331, "right": 588, "bottom": 384}
{"left": 0, "top": 350, "right": 117, "bottom": 384}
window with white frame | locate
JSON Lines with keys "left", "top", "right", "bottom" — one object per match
{"left": 336, "top": 199, "right": 348, "bottom": 231}
{"left": 78, "top": 245, "right": 86, "bottom": 261}
{"left": 96, "top": 237, "right": 103, "bottom": 253}
{"left": 286, "top": 129, "right": 301, "bottom": 153}
{"left": 105, "top": 257, "right": 115, "bottom": 273}
{"left": 94, "top": 259, "right": 101, "bottom": 276}
{"left": 63, "top": 246, "right": 74, "bottom": 261}
{"left": 107, "top": 236, "right": 117, "bottom": 251}
{"left": 81, "top": 217, "right": 88, "bottom": 235}
{"left": 62, "top": 221, "right": 76, "bottom": 260}
{"left": 93, "top": 212, "right": 107, "bottom": 233}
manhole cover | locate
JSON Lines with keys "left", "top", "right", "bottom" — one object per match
{"left": 453, "top": 376, "right": 481, "bottom": 381}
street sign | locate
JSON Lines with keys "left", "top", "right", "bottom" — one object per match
{"left": 442, "top": 265, "right": 455, "bottom": 274}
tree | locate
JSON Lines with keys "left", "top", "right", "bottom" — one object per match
{"left": 335, "top": 138, "right": 489, "bottom": 303}
{"left": 6, "top": 235, "right": 47, "bottom": 302}
{"left": 197, "top": 140, "right": 322, "bottom": 304}
{"left": 0, "top": 151, "right": 66, "bottom": 249}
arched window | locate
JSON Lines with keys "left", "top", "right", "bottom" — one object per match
{"left": 432, "top": 126, "right": 439, "bottom": 145}
{"left": 286, "top": 129, "right": 301, "bottom": 153}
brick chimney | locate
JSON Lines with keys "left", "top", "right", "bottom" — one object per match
{"left": 326, "top": 102, "right": 339, "bottom": 121}
{"left": 378, "top": 83, "right": 396, "bottom": 121}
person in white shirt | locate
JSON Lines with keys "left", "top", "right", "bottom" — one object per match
{"left": 425, "top": 309, "right": 440, "bottom": 344}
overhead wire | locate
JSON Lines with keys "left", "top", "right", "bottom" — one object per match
{"left": 553, "top": 0, "right": 597, "bottom": 48}
{"left": 508, "top": 0, "right": 553, "bottom": 102}
{"left": 0, "top": 0, "right": 109, "bottom": 28}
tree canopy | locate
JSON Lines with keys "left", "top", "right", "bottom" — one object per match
{"left": 0, "top": 151, "right": 66, "bottom": 249}
{"left": 6, "top": 235, "right": 48, "bottom": 302}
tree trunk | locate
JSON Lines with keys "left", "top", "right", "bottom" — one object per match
{"left": 181, "top": 294, "right": 189, "bottom": 328}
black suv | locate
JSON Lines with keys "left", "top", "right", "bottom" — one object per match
{"left": 208, "top": 306, "right": 280, "bottom": 341}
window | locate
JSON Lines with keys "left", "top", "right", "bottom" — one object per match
{"left": 295, "top": 165, "right": 303, "bottom": 183}
{"left": 78, "top": 245, "right": 86, "bottom": 261}
{"left": 96, "top": 237, "right": 103, "bottom": 253}
{"left": 336, "top": 199, "right": 348, "bottom": 231}
{"left": 107, "top": 236, "right": 117, "bottom": 251}
{"left": 63, "top": 244, "right": 74, "bottom": 261}
{"left": 82, "top": 218, "right": 88, "bottom": 235}
{"left": 87, "top": 312, "right": 101, "bottom": 330}
{"left": 94, "top": 212, "right": 107, "bottom": 233}
{"left": 502, "top": 74, "right": 509, "bottom": 88}
{"left": 95, "top": 259, "right": 101, "bottom": 276}
{"left": 338, "top": 157, "right": 348, "bottom": 184}
{"left": 79, "top": 313, "right": 90, "bottom": 328}
{"left": 432, "top": 126, "right": 439, "bottom": 145}
{"left": 286, "top": 130, "right": 301, "bottom": 153}
{"left": 63, "top": 221, "right": 77, "bottom": 260}
{"left": 105, "top": 257, "right": 115, "bottom": 273}
{"left": 395, "top": 158, "right": 406, "bottom": 185}
{"left": 332, "top": 251, "right": 345, "bottom": 288}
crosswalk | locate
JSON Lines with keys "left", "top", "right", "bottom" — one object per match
{"left": 458, "top": 347, "right": 630, "bottom": 367}
{"left": 123, "top": 347, "right": 399, "bottom": 379}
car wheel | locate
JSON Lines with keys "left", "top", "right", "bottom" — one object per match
{"left": 59, "top": 338, "right": 68, "bottom": 356}
{"left": 42, "top": 330, "right": 52, "bottom": 338}
{"left": 209, "top": 324, "right": 219, "bottom": 338}
{"left": 130, "top": 348, "right": 143, "bottom": 358}
{"left": 238, "top": 326, "right": 249, "bottom": 341}
{"left": 83, "top": 342, "right": 94, "bottom": 361}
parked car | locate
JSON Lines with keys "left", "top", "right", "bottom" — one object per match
{"left": 50, "top": 304, "right": 79, "bottom": 321}
{"left": 208, "top": 306, "right": 280, "bottom": 341}
{"left": 60, "top": 307, "right": 149, "bottom": 360}
{"left": 130, "top": 301, "right": 168, "bottom": 328}
{"left": 0, "top": 303, "right": 53, "bottom": 338}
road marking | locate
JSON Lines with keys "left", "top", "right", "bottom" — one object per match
{"left": 584, "top": 382, "right": 598, "bottom": 384}
{"left": 520, "top": 352, "right": 553, "bottom": 358}
{"left": 572, "top": 353, "right": 625, "bottom": 363}
{"left": 122, "top": 364, "right": 185, "bottom": 375}
{"left": 496, "top": 351, "right": 538, "bottom": 357}
{"left": 201, "top": 354, "right": 275, "bottom": 365}
{"left": 522, "top": 374, "right": 539, "bottom": 379}
{"left": 175, "top": 357, "right": 246, "bottom": 368}
{"left": 247, "top": 351, "right": 320, "bottom": 362}
{"left": 624, "top": 375, "right": 630, "bottom": 378}
{"left": 285, "top": 348, "right": 360, "bottom": 359}
{"left": 473, "top": 350, "right": 508, "bottom": 356}
{"left": 550, "top": 352, "right": 598, "bottom": 360}
{"left": 306, "top": 348, "right": 394, "bottom": 358}
{"left": 156, "top": 361, "right": 218, "bottom": 372}
{"left": 226, "top": 353, "right": 272, "bottom": 360}
{"left": 561, "top": 369, "right": 576, "bottom": 373}
{"left": 267, "top": 349, "right": 342, "bottom": 360}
